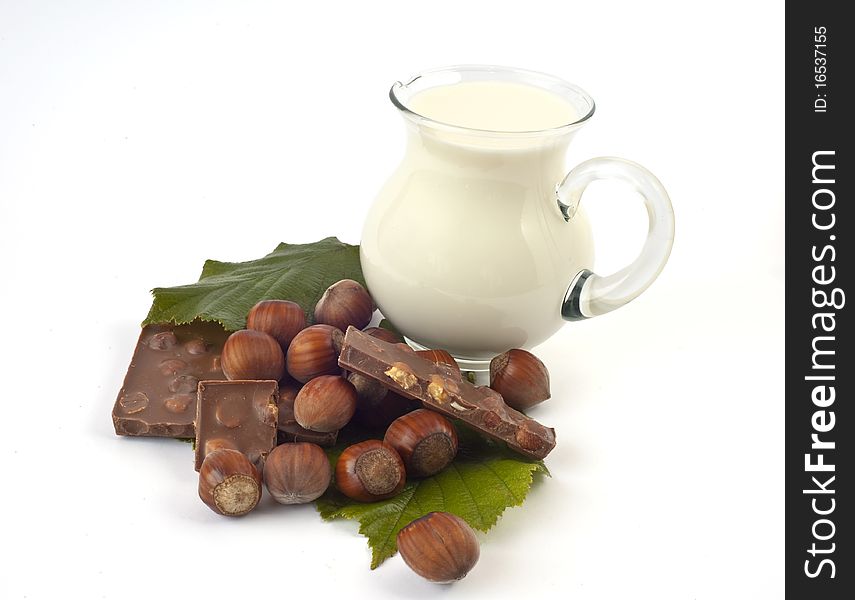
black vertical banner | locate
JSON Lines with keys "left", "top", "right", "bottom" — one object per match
{"left": 786, "top": 2, "right": 852, "bottom": 598}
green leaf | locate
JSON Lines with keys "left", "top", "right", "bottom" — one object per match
{"left": 315, "top": 427, "right": 549, "bottom": 569}
{"left": 143, "top": 237, "right": 364, "bottom": 331}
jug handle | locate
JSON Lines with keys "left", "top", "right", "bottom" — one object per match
{"left": 556, "top": 157, "right": 675, "bottom": 320}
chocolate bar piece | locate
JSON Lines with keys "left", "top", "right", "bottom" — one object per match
{"left": 276, "top": 383, "right": 338, "bottom": 446}
{"left": 338, "top": 327, "right": 556, "bottom": 459}
{"left": 194, "top": 380, "right": 279, "bottom": 471}
{"left": 112, "top": 322, "right": 229, "bottom": 437}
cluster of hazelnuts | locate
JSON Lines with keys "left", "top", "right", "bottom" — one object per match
{"left": 197, "top": 278, "right": 551, "bottom": 583}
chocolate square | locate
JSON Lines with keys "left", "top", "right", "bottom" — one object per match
{"left": 112, "top": 322, "right": 229, "bottom": 437}
{"left": 194, "top": 380, "right": 279, "bottom": 471}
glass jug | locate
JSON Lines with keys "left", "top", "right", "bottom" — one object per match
{"left": 360, "top": 65, "right": 675, "bottom": 370}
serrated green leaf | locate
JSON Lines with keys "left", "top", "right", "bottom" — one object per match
{"left": 315, "top": 427, "right": 549, "bottom": 569}
{"left": 143, "top": 237, "right": 364, "bottom": 331}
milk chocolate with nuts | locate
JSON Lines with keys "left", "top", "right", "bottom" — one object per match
{"left": 194, "top": 380, "right": 279, "bottom": 471}
{"left": 112, "top": 322, "right": 229, "bottom": 437}
{"left": 338, "top": 327, "right": 556, "bottom": 459}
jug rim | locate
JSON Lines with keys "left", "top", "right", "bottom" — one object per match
{"left": 389, "top": 64, "right": 596, "bottom": 137}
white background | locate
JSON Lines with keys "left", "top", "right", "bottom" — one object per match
{"left": 0, "top": 1, "right": 784, "bottom": 598}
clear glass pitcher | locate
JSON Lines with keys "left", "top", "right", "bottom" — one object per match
{"left": 360, "top": 65, "right": 675, "bottom": 370}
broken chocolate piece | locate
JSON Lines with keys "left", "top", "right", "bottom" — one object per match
{"left": 338, "top": 327, "right": 556, "bottom": 459}
{"left": 276, "top": 383, "right": 337, "bottom": 446}
{"left": 112, "top": 322, "right": 229, "bottom": 437}
{"left": 195, "top": 380, "right": 279, "bottom": 471}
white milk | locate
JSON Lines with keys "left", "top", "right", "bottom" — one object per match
{"left": 361, "top": 80, "right": 594, "bottom": 360}
{"left": 407, "top": 81, "right": 579, "bottom": 132}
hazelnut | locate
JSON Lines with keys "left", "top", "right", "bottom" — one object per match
{"left": 148, "top": 331, "right": 178, "bottom": 350}
{"left": 348, "top": 372, "right": 416, "bottom": 430}
{"left": 118, "top": 391, "right": 148, "bottom": 414}
{"left": 293, "top": 375, "right": 357, "bottom": 432}
{"left": 397, "top": 512, "right": 480, "bottom": 583}
{"left": 203, "top": 438, "right": 239, "bottom": 456}
{"left": 385, "top": 361, "right": 418, "bottom": 390}
{"left": 415, "top": 349, "right": 461, "bottom": 376}
{"left": 336, "top": 440, "right": 406, "bottom": 502}
{"left": 363, "top": 326, "right": 403, "bottom": 344}
{"left": 169, "top": 374, "right": 199, "bottom": 394}
{"left": 159, "top": 358, "right": 188, "bottom": 376}
{"left": 286, "top": 324, "right": 344, "bottom": 383}
{"left": 246, "top": 299, "right": 306, "bottom": 352}
{"left": 314, "top": 279, "right": 374, "bottom": 332}
{"left": 384, "top": 409, "right": 458, "bottom": 477}
{"left": 198, "top": 449, "right": 262, "bottom": 516}
{"left": 164, "top": 393, "right": 194, "bottom": 413}
{"left": 184, "top": 338, "right": 208, "bottom": 355}
{"left": 221, "top": 329, "right": 285, "bottom": 381}
{"left": 489, "top": 349, "right": 551, "bottom": 411}
{"left": 426, "top": 374, "right": 459, "bottom": 404}
{"left": 263, "top": 442, "right": 331, "bottom": 504}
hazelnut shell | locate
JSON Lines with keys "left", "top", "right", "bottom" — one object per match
{"left": 335, "top": 440, "right": 406, "bottom": 502}
{"left": 286, "top": 324, "right": 344, "bottom": 383}
{"left": 415, "top": 349, "right": 461, "bottom": 376}
{"left": 397, "top": 512, "right": 480, "bottom": 583}
{"left": 293, "top": 375, "right": 357, "bottom": 432}
{"left": 263, "top": 442, "right": 331, "bottom": 504}
{"left": 246, "top": 299, "right": 306, "bottom": 351}
{"left": 363, "top": 326, "right": 403, "bottom": 344}
{"left": 489, "top": 349, "right": 551, "bottom": 411}
{"left": 221, "top": 329, "right": 285, "bottom": 382}
{"left": 198, "top": 449, "right": 262, "bottom": 516}
{"left": 314, "top": 279, "right": 374, "bottom": 332}
{"left": 384, "top": 409, "right": 458, "bottom": 477}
